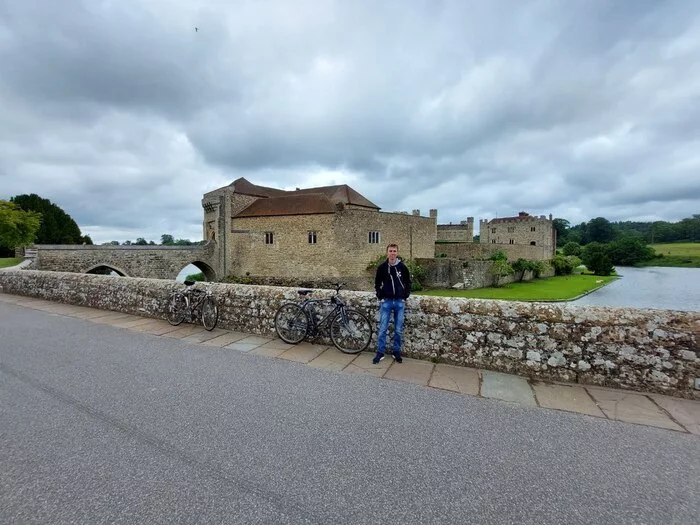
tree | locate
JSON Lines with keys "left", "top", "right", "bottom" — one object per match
{"left": 582, "top": 242, "right": 614, "bottom": 276}
{"left": 551, "top": 254, "right": 580, "bottom": 275}
{"left": 562, "top": 242, "right": 582, "bottom": 256}
{"left": 11, "top": 194, "right": 84, "bottom": 244}
{"left": 134, "top": 237, "right": 149, "bottom": 245}
{"left": 607, "top": 237, "right": 655, "bottom": 266}
{"left": 161, "top": 234, "right": 174, "bottom": 245}
{"left": 586, "top": 217, "right": 615, "bottom": 244}
{"left": 0, "top": 200, "right": 42, "bottom": 249}
{"left": 511, "top": 258, "right": 530, "bottom": 282}
{"left": 490, "top": 259, "right": 514, "bottom": 287}
{"left": 553, "top": 218, "right": 570, "bottom": 246}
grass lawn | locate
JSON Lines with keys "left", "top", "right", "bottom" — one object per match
{"left": 641, "top": 242, "right": 700, "bottom": 268}
{"left": 418, "top": 273, "right": 617, "bottom": 301}
{"left": 0, "top": 257, "right": 22, "bottom": 269}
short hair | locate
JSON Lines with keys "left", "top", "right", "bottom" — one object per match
{"left": 386, "top": 243, "right": 398, "bottom": 251}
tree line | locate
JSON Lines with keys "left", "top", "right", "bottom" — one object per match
{"left": 554, "top": 214, "right": 700, "bottom": 246}
{"left": 0, "top": 194, "right": 202, "bottom": 256}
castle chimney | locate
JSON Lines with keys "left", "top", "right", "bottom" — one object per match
{"left": 412, "top": 209, "right": 420, "bottom": 216}
{"left": 429, "top": 209, "right": 438, "bottom": 219}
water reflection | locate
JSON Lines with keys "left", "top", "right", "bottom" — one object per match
{"left": 569, "top": 267, "right": 699, "bottom": 312}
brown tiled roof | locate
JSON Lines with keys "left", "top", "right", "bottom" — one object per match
{"left": 235, "top": 193, "right": 337, "bottom": 217}
{"left": 290, "top": 184, "right": 379, "bottom": 210}
{"left": 230, "top": 178, "right": 380, "bottom": 218}
{"left": 489, "top": 212, "right": 539, "bottom": 224}
{"left": 228, "top": 177, "right": 288, "bottom": 198}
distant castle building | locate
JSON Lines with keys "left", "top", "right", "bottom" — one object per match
{"left": 479, "top": 211, "right": 556, "bottom": 259}
{"left": 437, "top": 217, "right": 474, "bottom": 242}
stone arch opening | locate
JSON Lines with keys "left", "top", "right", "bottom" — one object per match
{"left": 175, "top": 261, "right": 217, "bottom": 282}
{"left": 85, "top": 264, "right": 129, "bottom": 277}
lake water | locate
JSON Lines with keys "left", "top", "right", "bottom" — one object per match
{"left": 568, "top": 266, "right": 700, "bottom": 312}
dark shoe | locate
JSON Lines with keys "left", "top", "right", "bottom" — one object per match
{"left": 372, "top": 353, "right": 385, "bottom": 365}
{"left": 392, "top": 352, "right": 403, "bottom": 363}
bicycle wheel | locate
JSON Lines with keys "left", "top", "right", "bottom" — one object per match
{"left": 274, "top": 303, "right": 309, "bottom": 344}
{"left": 330, "top": 308, "right": 372, "bottom": 354}
{"left": 166, "top": 293, "right": 187, "bottom": 326}
{"left": 201, "top": 296, "right": 218, "bottom": 331}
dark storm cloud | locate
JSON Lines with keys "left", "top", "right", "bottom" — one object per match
{"left": 0, "top": 0, "right": 698, "bottom": 243}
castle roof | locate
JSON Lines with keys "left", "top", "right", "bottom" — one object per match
{"left": 235, "top": 193, "right": 337, "bottom": 217}
{"left": 487, "top": 211, "right": 548, "bottom": 224}
{"left": 231, "top": 177, "right": 380, "bottom": 218}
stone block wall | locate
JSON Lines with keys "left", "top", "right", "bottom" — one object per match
{"left": 435, "top": 242, "right": 552, "bottom": 262}
{"left": 227, "top": 208, "right": 435, "bottom": 281}
{"left": 1, "top": 270, "right": 698, "bottom": 399}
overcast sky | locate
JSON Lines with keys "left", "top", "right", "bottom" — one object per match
{"left": 1, "top": 0, "right": 699, "bottom": 244}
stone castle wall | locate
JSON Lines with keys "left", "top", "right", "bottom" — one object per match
{"left": 1, "top": 270, "right": 698, "bottom": 399}
{"left": 435, "top": 242, "right": 550, "bottom": 261}
{"left": 480, "top": 214, "right": 555, "bottom": 259}
{"left": 227, "top": 208, "right": 435, "bottom": 281}
{"left": 420, "top": 258, "right": 555, "bottom": 289}
{"left": 437, "top": 218, "right": 474, "bottom": 242}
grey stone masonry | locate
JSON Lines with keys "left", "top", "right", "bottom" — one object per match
{"left": 1, "top": 269, "right": 698, "bottom": 399}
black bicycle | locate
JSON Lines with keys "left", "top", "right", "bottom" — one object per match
{"left": 274, "top": 283, "right": 372, "bottom": 354}
{"left": 167, "top": 280, "right": 218, "bottom": 331}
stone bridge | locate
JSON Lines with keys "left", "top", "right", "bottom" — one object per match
{"left": 29, "top": 243, "right": 219, "bottom": 280}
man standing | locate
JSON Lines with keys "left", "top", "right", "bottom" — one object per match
{"left": 373, "top": 243, "right": 412, "bottom": 364}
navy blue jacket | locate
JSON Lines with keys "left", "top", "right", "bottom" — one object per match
{"left": 375, "top": 259, "right": 411, "bottom": 300}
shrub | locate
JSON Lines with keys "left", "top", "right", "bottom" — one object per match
{"left": 551, "top": 254, "right": 579, "bottom": 275}
{"left": 489, "top": 250, "right": 508, "bottom": 262}
{"left": 562, "top": 242, "right": 582, "bottom": 256}
{"left": 490, "top": 259, "right": 514, "bottom": 287}
{"left": 185, "top": 272, "right": 205, "bottom": 281}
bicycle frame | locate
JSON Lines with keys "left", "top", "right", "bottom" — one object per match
{"left": 299, "top": 297, "right": 345, "bottom": 335}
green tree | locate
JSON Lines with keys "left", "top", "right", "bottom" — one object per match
{"left": 553, "top": 218, "right": 570, "bottom": 246}
{"left": 562, "top": 242, "right": 582, "bottom": 256}
{"left": 11, "top": 194, "right": 83, "bottom": 244}
{"left": 586, "top": 217, "right": 615, "bottom": 244}
{"left": 511, "top": 258, "right": 530, "bottom": 282}
{"left": 582, "top": 242, "right": 614, "bottom": 276}
{"left": 490, "top": 259, "right": 514, "bottom": 287}
{"left": 551, "top": 254, "right": 580, "bottom": 275}
{"left": 161, "top": 234, "right": 174, "bottom": 245}
{"left": 489, "top": 250, "right": 508, "bottom": 262}
{"left": 0, "top": 200, "right": 42, "bottom": 248}
{"left": 134, "top": 237, "right": 149, "bottom": 245}
{"left": 607, "top": 237, "right": 655, "bottom": 266}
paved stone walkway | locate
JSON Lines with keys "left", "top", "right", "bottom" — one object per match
{"left": 2, "top": 293, "right": 699, "bottom": 436}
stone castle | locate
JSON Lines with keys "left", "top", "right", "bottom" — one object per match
{"left": 202, "top": 178, "right": 556, "bottom": 285}
{"left": 202, "top": 178, "right": 435, "bottom": 287}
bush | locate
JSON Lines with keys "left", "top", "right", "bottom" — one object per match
{"left": 489, "top": 250, "right": 508, "bottom": 262}
{"left": 581, "top": 242, "right": 614, "bottom": 275}
{"left": 185, "top": 272, "right": 205, "bottom": 282}
{"left": 367, "top": 254, "right": 426, "bottom": 291}
{"left": 551, "top": 254, "right": 579, "bottom": 275}
{"left": 562, "top": 242, "right": 582, "bottom": 256}
{"left": 490, "top": 259, "right": 514, "bottom": 287}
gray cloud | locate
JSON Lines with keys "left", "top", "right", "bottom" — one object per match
{"left": 1, "top": 0, "right": 699, "bottom": 245}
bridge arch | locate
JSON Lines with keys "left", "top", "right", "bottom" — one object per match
{"left": 84, "top": 264, "right": 130, "bottom": 277}
{"left": 177, "top": 260, "right": 217, "bottom": 281}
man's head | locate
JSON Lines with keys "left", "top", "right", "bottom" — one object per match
{"left": 386, "top": 243, "right": 399, "bottom": 264}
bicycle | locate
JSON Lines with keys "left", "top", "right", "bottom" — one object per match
{"left": 274, "top": 283, "right": 373, "bottom": 354}
{"left": 166, "top": 280, "right": 219, "bottom": 331}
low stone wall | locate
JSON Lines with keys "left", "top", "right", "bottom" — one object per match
{"left": 1, "top": 270, "right": 698, "bottom": 399}
{"left": 420, "top": 258, "right": 555, "bottom": 289}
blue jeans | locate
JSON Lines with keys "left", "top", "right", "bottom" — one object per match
{"left": 377, "top": 299, "right": 405, "bottom": 355}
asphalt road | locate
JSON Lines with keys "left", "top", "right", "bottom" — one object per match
{"left": 1, "top": 301, "right": 699, "bottom": 524}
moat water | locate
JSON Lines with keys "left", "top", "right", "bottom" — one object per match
{"left": 568, "top": 266, "right": 700, "bottom": 312}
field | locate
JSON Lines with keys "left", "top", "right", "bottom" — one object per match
{"left": 0, "top": 258, "right": 22, "bottom": 269}
{"left": 418, "top": 273, "right": 617, "bottom": 301}
{"left": 642, "top": 243, "right": 700, "bottom": 268}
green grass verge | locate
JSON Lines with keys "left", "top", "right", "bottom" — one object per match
{"left": 641, "top": 243, "right": 700, "bottom": 268}
{"left": 417, "top": 273, "right": 617, "bottom": 301}
{"left": 0, "top": 258, "right": 22, "bottom": 269}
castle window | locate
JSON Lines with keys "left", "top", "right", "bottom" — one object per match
{"left": 491, "top": 239, "right": 496, "bottom": 244}
{"left": 530, "top": 241, "right": 536, "bottom": 246}
{"left": 308, "top": 231, "right": 317, "bottom": 244}
{"left": 507, "top": 227, "right": 515, "bottom": 233}
{"left": 509, "top": 239, "right": 514, "bottom": 244}
{"left": 368, "top": 231, "right": 380, "bottom": 244}
{"left": 491, "top": 228, "right": 496, "bottom": 234}
{"left": 531, "top": 226, "right": 536, "bottom": 232}
{"left": 265, "top": 232, "right": 274, "bottom": 245}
